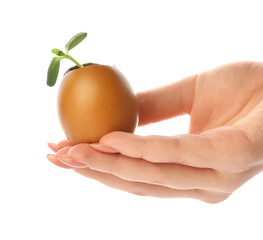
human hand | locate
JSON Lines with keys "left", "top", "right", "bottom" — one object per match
{"left": 47, "top": 61, "right": 263, "bottom": 203}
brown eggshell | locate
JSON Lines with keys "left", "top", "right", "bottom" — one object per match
{"left": 57, "top": 64, "right": 138, "bottom": 144}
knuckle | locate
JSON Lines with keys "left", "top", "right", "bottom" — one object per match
{"left": 214, "top": 173, "right": 239, "bottom": 193}
{"left": 151, "top": 178, "right": 164, "bottom": 186}
{"left": 203, "top": 194, "right": 230, "bottom": 204}
{"left": 225, "top": 128, "right": 256, "bottom": 173}
{"left": 150, "top": 163, "right": 167, "bottom": 186}
{"left": 224, "top": 155, "right": 252, "bottom": 174}
{"left": 219, "top": 184, "right": 235, "bottom": 194}
{"left": 129, "top": 188, "right": 146, "bottom": 197}
{"left": 232, "top": 161, "right": 250, "bottom": 173}
{"left": 137, "top": 135, "right": 149, "bottom": 159}
{"left": 200, "top": 190, "right": 231, "bottom": 204}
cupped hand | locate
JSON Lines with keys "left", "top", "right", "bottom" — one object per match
{"left": 47, "top": 61, "right": 263, "bottom": 203}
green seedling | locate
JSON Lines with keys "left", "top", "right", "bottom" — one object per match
{"left": 47, "top": 32, "right": 87, "bottom": 87}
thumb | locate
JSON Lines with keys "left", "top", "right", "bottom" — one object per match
{"left": 137, "top": 74, "right": 197, "bottom": 126}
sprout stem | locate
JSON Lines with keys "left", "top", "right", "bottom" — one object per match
{"left": 65, "top": 54, "right": 83, "bottom": 68}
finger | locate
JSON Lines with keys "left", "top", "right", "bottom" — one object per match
{"left": 47, "top": 143, "right": 58, "bottom": 152}
{"left": 101, "top": 127, "right": 257, "bottom": 173}
{"left": 46, "top": 154, "right": 72, "bottom": 169}
{"left": 73, "top": 167, "right": 203, "bottom": 199}
{"left": 58, "top": 155, "right": 88, "bottom": 168}
{"left": 56, "top": 147, "right": 87, "bottom": 168}
{"left": 137, "top": 74, "right": 197, "bottom": 126}
{"left": 100, "top": 131, "right": 216, "bottom": 169}
{"left": 64, "top": 144, "right": 219, "bottom": 191}
{"left": 48, "top": 140, "right": 73, "bottom": 153}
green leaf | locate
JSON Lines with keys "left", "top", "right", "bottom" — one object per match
{"left": 52, "top": 48, "right": 65, "bottom": 56}
{"left": 65, "top": 32, "right": 87, "bottom": 53}
{"left": 46, "top": 56, "right": 63, "bottom": 87}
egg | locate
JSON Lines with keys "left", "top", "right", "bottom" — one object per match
{"left": 57, "top": 63, "right": 138, "bottom": 144}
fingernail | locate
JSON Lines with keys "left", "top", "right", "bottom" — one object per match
{"left": 46, "top": 154, "right": 56, "bottom": 160}
{"left": 58, "top": 154, "right": 73, "bottom": 163}
{"left": 58, "top": 154, "right": 87, "bottom": 168}
{"left": 90, "top": 143, "right": 119, "bottom": 153}
{"left": 46, "top": 154, "right": 72, "bottom": 169}
{"left": 48, "top": 142, "right": 57, "bottom": 148}
{"left": 47, "top": 143, "right": 58, "bottom": 152}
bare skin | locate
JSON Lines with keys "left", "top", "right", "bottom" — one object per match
{"left": 47, "top": 61, "right": 263, "bottom": 203}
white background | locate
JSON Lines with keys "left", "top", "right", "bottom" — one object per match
{"left": 1, "top": 0, "right": 263, "bottom": 239}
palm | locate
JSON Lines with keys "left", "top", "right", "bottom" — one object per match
{"left": 189, "top": 62, "right": 263, "bottom": 138}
